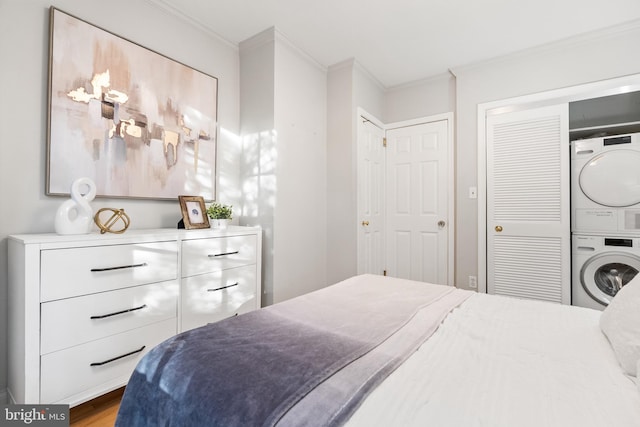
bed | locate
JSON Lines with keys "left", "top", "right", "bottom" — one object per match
{"left": 115, "top": 274, "right": 640, "bottom": 426}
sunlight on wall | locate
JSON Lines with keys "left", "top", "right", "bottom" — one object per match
{"left": 181, "top": 139, "right": 215, "bottom": 196}
{"left": 218, "top": 127, "right": 243, "bottom": 205}
{"left": 241, "top": 130, "right": 277, "bottom": 219}
{"left": 241, "top": 129, "right": 277, "bottom": 305}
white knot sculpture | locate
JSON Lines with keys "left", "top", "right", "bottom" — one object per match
{"left": 54, "top": 177, "right": 97, "bottom": 235}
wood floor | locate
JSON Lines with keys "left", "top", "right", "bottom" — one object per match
{"left": 70, "top": 387, "right": 124, "bottom": 427}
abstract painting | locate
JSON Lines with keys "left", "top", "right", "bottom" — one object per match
{"left": 46, "top": 7, "right": 218, "bottom": 200}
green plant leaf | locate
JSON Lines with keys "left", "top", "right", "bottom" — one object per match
{"left": 206, "top": 202, "right": 233, "bottom": 219}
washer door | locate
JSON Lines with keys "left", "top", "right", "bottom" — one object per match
{"left": 580, "top": 252, "right": 640, "bottom": 305}
{"left": 580, "top": 150, "right": 640, "bottom": 207}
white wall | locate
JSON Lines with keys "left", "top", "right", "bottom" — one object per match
{"left": 325, "top": 60, "right": 385, "bottom": 284}
{"left": 384, "top": 72, "right": 456, "bottom": 123}
{"left": 324, "top": 21, "right": 640, "bottom": 293}
{"left": 0, "top": 0, "right": 240, "bottom": 400}
{"left": 273, "top": 32, "right": 328, "bottom": 302}
{"left": 353, "top": 62, "right": 386, "bottom": 122}
{"left": 239, "top": 30, "right": 276, "bottom": 305}
{"left": 3, "top": 0, "right": 639, "bottom": 405}
{"left": 239, "top": 29, "right": 328, "bottom": 304}
{"left": 326, "top": 60, "right": 455, "bottom": 285}
{"left": 452, "top": 20, "right": 640, "bottom": 290}
{"left": 326, "top": 61, "right": 356, "bottom": 285}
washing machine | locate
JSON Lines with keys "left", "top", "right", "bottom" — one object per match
{"left": 571, "top": 132, "right": 640, "bottom": 234}
{"left": 572, "top": 234, "right": 640, "bottom": 310}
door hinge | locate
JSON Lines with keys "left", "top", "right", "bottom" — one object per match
{"left": 383, "top": 137, "right": 387, "bottom": 148}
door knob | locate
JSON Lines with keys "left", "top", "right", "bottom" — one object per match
{"left": 437, "top": 220, "right": 446, "bottom": 229}
{"left": 495, "top": 225, "right": 503, "bottom": 232}
{"left": 361, "top": 221, "right": 370, "bottom": 226}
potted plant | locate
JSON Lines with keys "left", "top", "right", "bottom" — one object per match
{"left": 206, "top": 202, "right": 233, "bottom": 229}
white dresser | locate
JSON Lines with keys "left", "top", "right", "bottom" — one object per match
{"left": 7, "top": 226, "right": 262, "bottom": 407}
{"left": 181, "top": 232, "right": 259, "bottom": 331}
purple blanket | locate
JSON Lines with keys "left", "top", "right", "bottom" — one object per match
{"left": 115, "top": 274, "right": 471, "bottom": 426}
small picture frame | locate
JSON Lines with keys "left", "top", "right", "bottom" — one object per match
{"left": 178, "top": 196, "right": 210, "bottom": 229}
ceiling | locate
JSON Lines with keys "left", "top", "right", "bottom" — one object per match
{"left": 151, "top": 0, "right": 640, "bottom": 88}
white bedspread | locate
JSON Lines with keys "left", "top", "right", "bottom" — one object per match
{"left": 346, "top": 292, "right": 640, "bottom": 427}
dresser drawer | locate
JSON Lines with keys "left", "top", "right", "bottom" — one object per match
{"left": 41, "top": 281, "right": 178, "bottom": 355}
{"left": 181, "top": 235, "right": 256, "bottom": 277}
{"left": 181, "top": 264, "right": 257, "bottom": 331}
{"left": 41, "top": 241, "right": 178, "bottom": 302}
{"left": 40, "top": 319, "right": 175, "bottom": 404}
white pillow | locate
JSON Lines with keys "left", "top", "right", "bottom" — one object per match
{"left": 600, "top": 274, "right": 640, "bottom": 377}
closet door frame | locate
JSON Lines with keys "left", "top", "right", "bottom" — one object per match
{"left": 477, "top": 74, "right": 640, "bottom": 294}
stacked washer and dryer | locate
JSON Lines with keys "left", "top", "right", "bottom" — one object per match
{"left": 571, "top": 132, "right": 640, "bottom": 310}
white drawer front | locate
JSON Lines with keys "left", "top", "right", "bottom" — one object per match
{"left": 41, "top": 281, "right": 178, "bottom": 355}
{"left": 181, "top": 235, "right": 256, "bottom": 277}
{"left": 41, "top": 241, "right": 178, "bottom": 301}
{"left": 40, "top": 319, "right": 175, "bottom": 404}
{"left": 181, "top": 264, "right": 257, "bottom": 332}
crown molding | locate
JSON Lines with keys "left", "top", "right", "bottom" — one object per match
{"left": 238, "top": 27, "right": 326, "bottom": 74}
{"left": 451, "top": 18, "right": 640, "bottom": 76}
{"left": 239, "top": 27, "right": 276, "bottom": 52}
{"left": 353, "top": 59, "right": 386, "bottom": 91}
{"left": 387, "top": 71, "right": 454, "bottom": 91}
{"left": 274, "top": 29, "right": 327, "bottom": 74}
{"left": 144, "top": 0, "right": 238, "bottom": 50}
{"left": 328, "top": 58, "right": 356, "bottom": 73}
{"left": 327, "top": 58, "right": 386, "bottom": 91}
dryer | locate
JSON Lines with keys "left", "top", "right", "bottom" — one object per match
{"left": 572, "top": 234, "right": 640, "bottom": 310}
{"left": 571, "top": 132, "right": 640, "bottom": 234}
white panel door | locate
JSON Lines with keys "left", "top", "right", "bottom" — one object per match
{"left": 357, "top": 118, "right": 385, "bottom": 275}
{"left": 486, "top": 104, "right": 570, "bottom": 304}
{"left": 385, "top": 120, "right": 449, "bottom": 284}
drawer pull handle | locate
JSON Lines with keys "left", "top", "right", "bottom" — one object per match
{"left": 90, "top": 304, "right": 148, "bottom": 320}
{"left": 90, "top": 345, "right": 146, "bottom": 367}
{"left": 90, "top": 262, "right": 148, "bottom": 272}
{"left": 207, "top": 282, "right": 239, "bottom": 292}
{"left": 208, "top": 251, "right": 239, "bottom": 258}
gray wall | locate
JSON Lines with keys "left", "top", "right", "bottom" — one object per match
{"left": 239, "top": 29, "right": 328, "bottom": 305}
{"left": 2, "top": 0, "right": 640, "bottom": 404}
{"left": 384, "top": 72, "right": 456, "bottom": 123}
{"left": 272, "top": 33, "right": 328, "bottom": 302}
{"left": 323, "top": 20, "right": 640, "bottom": 293}
{"left": 239, "top": 29, "right": 276, "bottom": 305}
{"left": 326, "top": 61, "right": 357, "bottom": 286}
{"left": 325, "top": 60, "right": 386, "bottom": 285}
{"left": 452, "top": 20, "right": 640, "bottom": 291}
{"left": 0, "top": 0, "right": 240, "bottom": 401}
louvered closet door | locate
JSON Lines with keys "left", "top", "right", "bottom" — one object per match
{"left": 487, "top": 104, "right": 570, "bottom": 304}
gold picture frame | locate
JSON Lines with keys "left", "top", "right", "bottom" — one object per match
{"left": 179, "top": 196, "right": 210, "bottom": 229}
